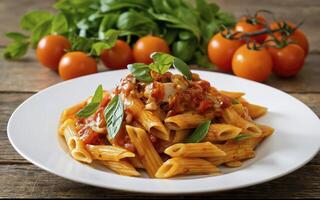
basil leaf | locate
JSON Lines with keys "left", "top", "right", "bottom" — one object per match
{"left": 173, "top": 57, "right": 192, "bottom": 80}
{"left": 2, "top": 42, "right": 29, "bottom": 60}
{"left": 20, "top": 11, "right": 53, "bottom": 31}
{"left": 76, "top": 85, "right": 103, "bottom": 118}
{"left": 186, "top": 120, "right": 211, "bottom": 143}
{"left": 231, "top": 98, "right": 240, "bottom": 104}
{"left": 51, "top": 12, "right": 68, "bottom": 34}
{"left": 233, "top": 134, "right": 254, "bottom": 141}
{"left": 5, "top": 32, "right": 29, "bottom": 42}
{"left": 149, "top": 52, "right": 175, "bottom": 74}
{"left": 104, "top": 95, "right": 124, "bottom": 139}
{"left": 98, "top": 13, "right": 119, "bottom": 40}
{"left": 193, "top": 51, "right": 213, "bottom": 68}
{"left": 31, "top": 19, "right": 52, "bottom": 48}
{"left": 127, "top": 63, "right": 153, "bottom": 83}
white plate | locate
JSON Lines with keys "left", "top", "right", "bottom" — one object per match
{"left": 7, "top": 70, "right": 320, "bottom": 194}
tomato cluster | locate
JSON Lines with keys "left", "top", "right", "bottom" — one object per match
{"left": 207, "top": 15, "right": 308, "bottom": 82}
{"left": 36, "top": 35, "right": 169, "bottom": 80}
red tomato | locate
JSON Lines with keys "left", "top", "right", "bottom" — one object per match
{"left": 79, "top": 127, "right": 100, "bottom": 145}
{"left": 58, "top": 52, "right": 97, "bottom": 80}
{"left": 232, "top": 44, "right": 273, "bottom": 82}
{"left": 235, "top": 15, "right": 267, "bottom": 43}
{"left": 133, "top": 35, "right": 170, "bottom": 64}
{"left": 268, "top": 44, "right": 305, "bottom": 77}
{"left": 100, "top": 40, "right": 134, "bottom": 69}
{"left": 270, "top": 21, "right": 309, "bottom": 55}
{"left": 207, "top": 32, "right": 244, "bottom": 72}
{"left": 36, "top": 35, "right": 71, "bottom": 70}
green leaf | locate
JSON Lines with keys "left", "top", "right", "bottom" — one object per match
{"left": 91, "top": 29, "right": 121, "bottom": 56}
{"left": 104, "top": 95, "right": 124, "bottom": 139}
{"left": 233, "top": 134, "right": 255, "bottom": 141}
{"left": 185, "top": 120, "right": 211, "bottom": 143}
{"left": 217, "top": 12, "right": 236, "bottom": 26}
{"left": 20, "top": 11, "right": 53, "bottom": 31}
{"left": 127, "top": 63, "right": 153, "bottom": 83}
{"left": 172, "top": 40, "right": 196, "bottom": 62}
{"left": 31, "top": 19, "right": 52, "bottom": 48}
{"left": 193, "top": 51, "right": 213, "bottom": 68}
{"left": 231, "top": 98, "right": 240, "bottom": 104}
{"left": 173, "top": 57, "right": 192, "bottom": 80}
{"left": 98, "top": 13, "right": 119, "bottom": 39}
{"left": 51, "top": 12, "right": 68, "bottom": 34}
{"left": 179, "top": 31, "right": 193, "bottom": 40}
{"left": 2, "top": 42, "right": 29, "bottom": 60}
{"left": 76, "top": 85, "right": 103, "bottom": 118}
{"left": 69, "top": 34, "right": 94, "bottom": 52}
{"left": 163, "top": 29, "right": 178, "bottom": 45}
{"left": 149, "top": 52, "right": 175, "bottom": 74}
{"left": 5, "top": 32, "right": 29, "bottom": 42}
{"left": 100, "top": 0, "right": 149, "bottom": 13}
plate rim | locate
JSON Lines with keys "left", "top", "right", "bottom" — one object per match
{"left": 7, "top": 69, "right": 320, "bottom": 194}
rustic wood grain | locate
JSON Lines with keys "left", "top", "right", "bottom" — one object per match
{"left": 1, "top": 163, "right": 319, "bottom": 199}
{"left": 1, "top": 0, "right": 319, "bottom": 52}
{"left": 1, "top": 49, "right": 320, "bottom": 93}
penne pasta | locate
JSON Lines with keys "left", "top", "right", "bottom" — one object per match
{"left": 245, "top": 103, "right": 268, "bottom": 119}
{"left": 225, "top": 161, "right": 243, "bottom": 168}
{"left": 101, "top": 160, "right": 140, "bottom": 177}
{"left": 172, "top": 129, "right": 190, "bottom": 143}
{"left": 86, "top": 145, "right": 135, "bottom": 161}
{"left": 128, "top": 157, "right": 144, "bottom": 169}
{"left": 204, "top": 124, "right": 242, "bottom": 142}
{"left": 220, "top": 90, "right": 245, "bottom": 99}
{"left": 124, "top": 95, "right": 170, "bottom": 141}
{"left": 222, "top": 107, "right": 262, "bottom": 136}
{"left": 59, "top": 101, "right": 86, "bottom": 124}
{"left": 126, "top": 125, "right": 163, "bottom": 178}
{"left": 155, "top": 157, "right": 220, "bottom": 178}
{"left": 164, "top": 113, "right": 209, "bottom": 130}
{"left": 164, "top": 142, "right": 226, "bottom": 157}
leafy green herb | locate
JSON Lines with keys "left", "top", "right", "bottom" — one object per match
{"left": 172, "top": 40, "right": 196, "bottom": 62}
{"left": 2, "top": 42, "right": 29, "bottom": 59}
{"left": 20, "top": 11, "right": 53, "bottom": 31}
{"left": 5, "top": 32, "right": 29, "bottom": 42}
{"left": 90, "top": 29, "right": 121, "bottom": 56}
{"left": 231, "top": 98, "right": 240, "bottom": 104}
{"left": 149, "top": 52, "right": 175, "bottom": 74}
{"left": 76, "top": 85, "right": 103, "bottom": 118}
{"left": 185, "top": 120, "right": 211, "bottom": 143}
{"left": 104, "top": 95, "right": 124, "bottom": 139}
{"left": 233, "top": 134, "right": 255, "bottom": 141}
{"left": 127, "top": 63, "right": 153, "bottom": 82}
{"left": 173, "top": 57, "right": 192, "bottom": 80}
{"left": 31, "top": 19, "right": 52, "bottom": 48}
{"left": 51, "top": 12, "right": 68, "bottom": 34}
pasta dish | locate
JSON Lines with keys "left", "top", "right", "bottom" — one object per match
{"left": 58, "top": 53, "right": 274, "bottom": 178}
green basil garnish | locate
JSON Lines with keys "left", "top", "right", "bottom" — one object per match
{"left": 149, "top": 52, "right": 175, "bottom": 74}
{"left": 173, "top": 57, "right": 192, "bottom": 80}
{"left": 76, "top": 85, "right": 103, "bottom": 118}
{"left": 233, "top": 134, "right": 254, "bottom": 141}
{"left": 104, "top": 95, "right": 124, "bottom": 139}
{"left": 185, "top": 120, "right": 211, "bottom": 143}
{"left": 127, "top": 63, "right": 153, "bottom": 83}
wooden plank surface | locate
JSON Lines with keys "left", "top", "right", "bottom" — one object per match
{"left": 0, "top": 0, "right": 319, "bottom": 199}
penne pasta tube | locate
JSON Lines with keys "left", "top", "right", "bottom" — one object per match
{"left": 128, "top": 157, "right": 144, "bottom": 169}
{"left": 204, "top": 124, "right": 242, "bottom": 142}
{"left": 155, "top": 157, "right": 220, "bottom": 178}
{"left": 172, "top": 129, "right": 190, "bottom": 143}
{"left": 101, "top": 160, "right": 140, "bottom": 177}
{"left": 164, "top": 113, "right": 208, "bottom": 130}
{"left": 59, "top": 101, "right": 86, "bottom": 124}
{"left": 86, "top": 145, "right": 135, "bottom": 161}
{"left": 219, "top": 90, "right": 245, "bottom": 99}
{"left": 207, "top": 147, "right": 255, "bottom": 166}
{"left": 164, "top": 142, "right": 226, "bottom": 157}
{"left": 245, "top": 103, "right": 268, "bottom": 119}
{"left": 222, "top": 107, "right": 261, "bottom": 136}
{"left": 125, "top": 96, "right": 170, "bottom": 141}
{"left": 126, "top": 125, "right": 163, "bottom": 178}
{"left": 258, "top": 124, "right": 275, "bottom": 137}
{"left": 225, "top": 161, "right": 243, "bottom": 168}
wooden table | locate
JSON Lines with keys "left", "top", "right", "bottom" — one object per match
{"left": 1, "top": 0, "right": 319, "bottom": 198}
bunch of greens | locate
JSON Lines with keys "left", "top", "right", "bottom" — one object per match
{"left": 3, "top": 0, "right": 235, "bottom": 67}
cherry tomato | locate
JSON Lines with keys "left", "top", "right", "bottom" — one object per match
{"left": 235, "top": 15, "right": 267, "bottom": 43}
{"left": 207, "top": 32, "right": 244, "bottom": 72}
{"left": 58, "top": 51, "right": 97, "bottom": 80}
{"left": 232, "top": 44, "right": 273, "bottom": 82}
{"left": 100, "top": 40, "right": 134, "bottom": 69}
{"left": 270, "top": 21, "right": 309, "bottom": 55}
{"left": 268, "top": 44, "right": 305, "bottom": 77}
{"left": 36, "top": 35, "right": 71, "bottom": 70}
{"left": 133, "top": 35, "right": 170, "bottom": 64}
